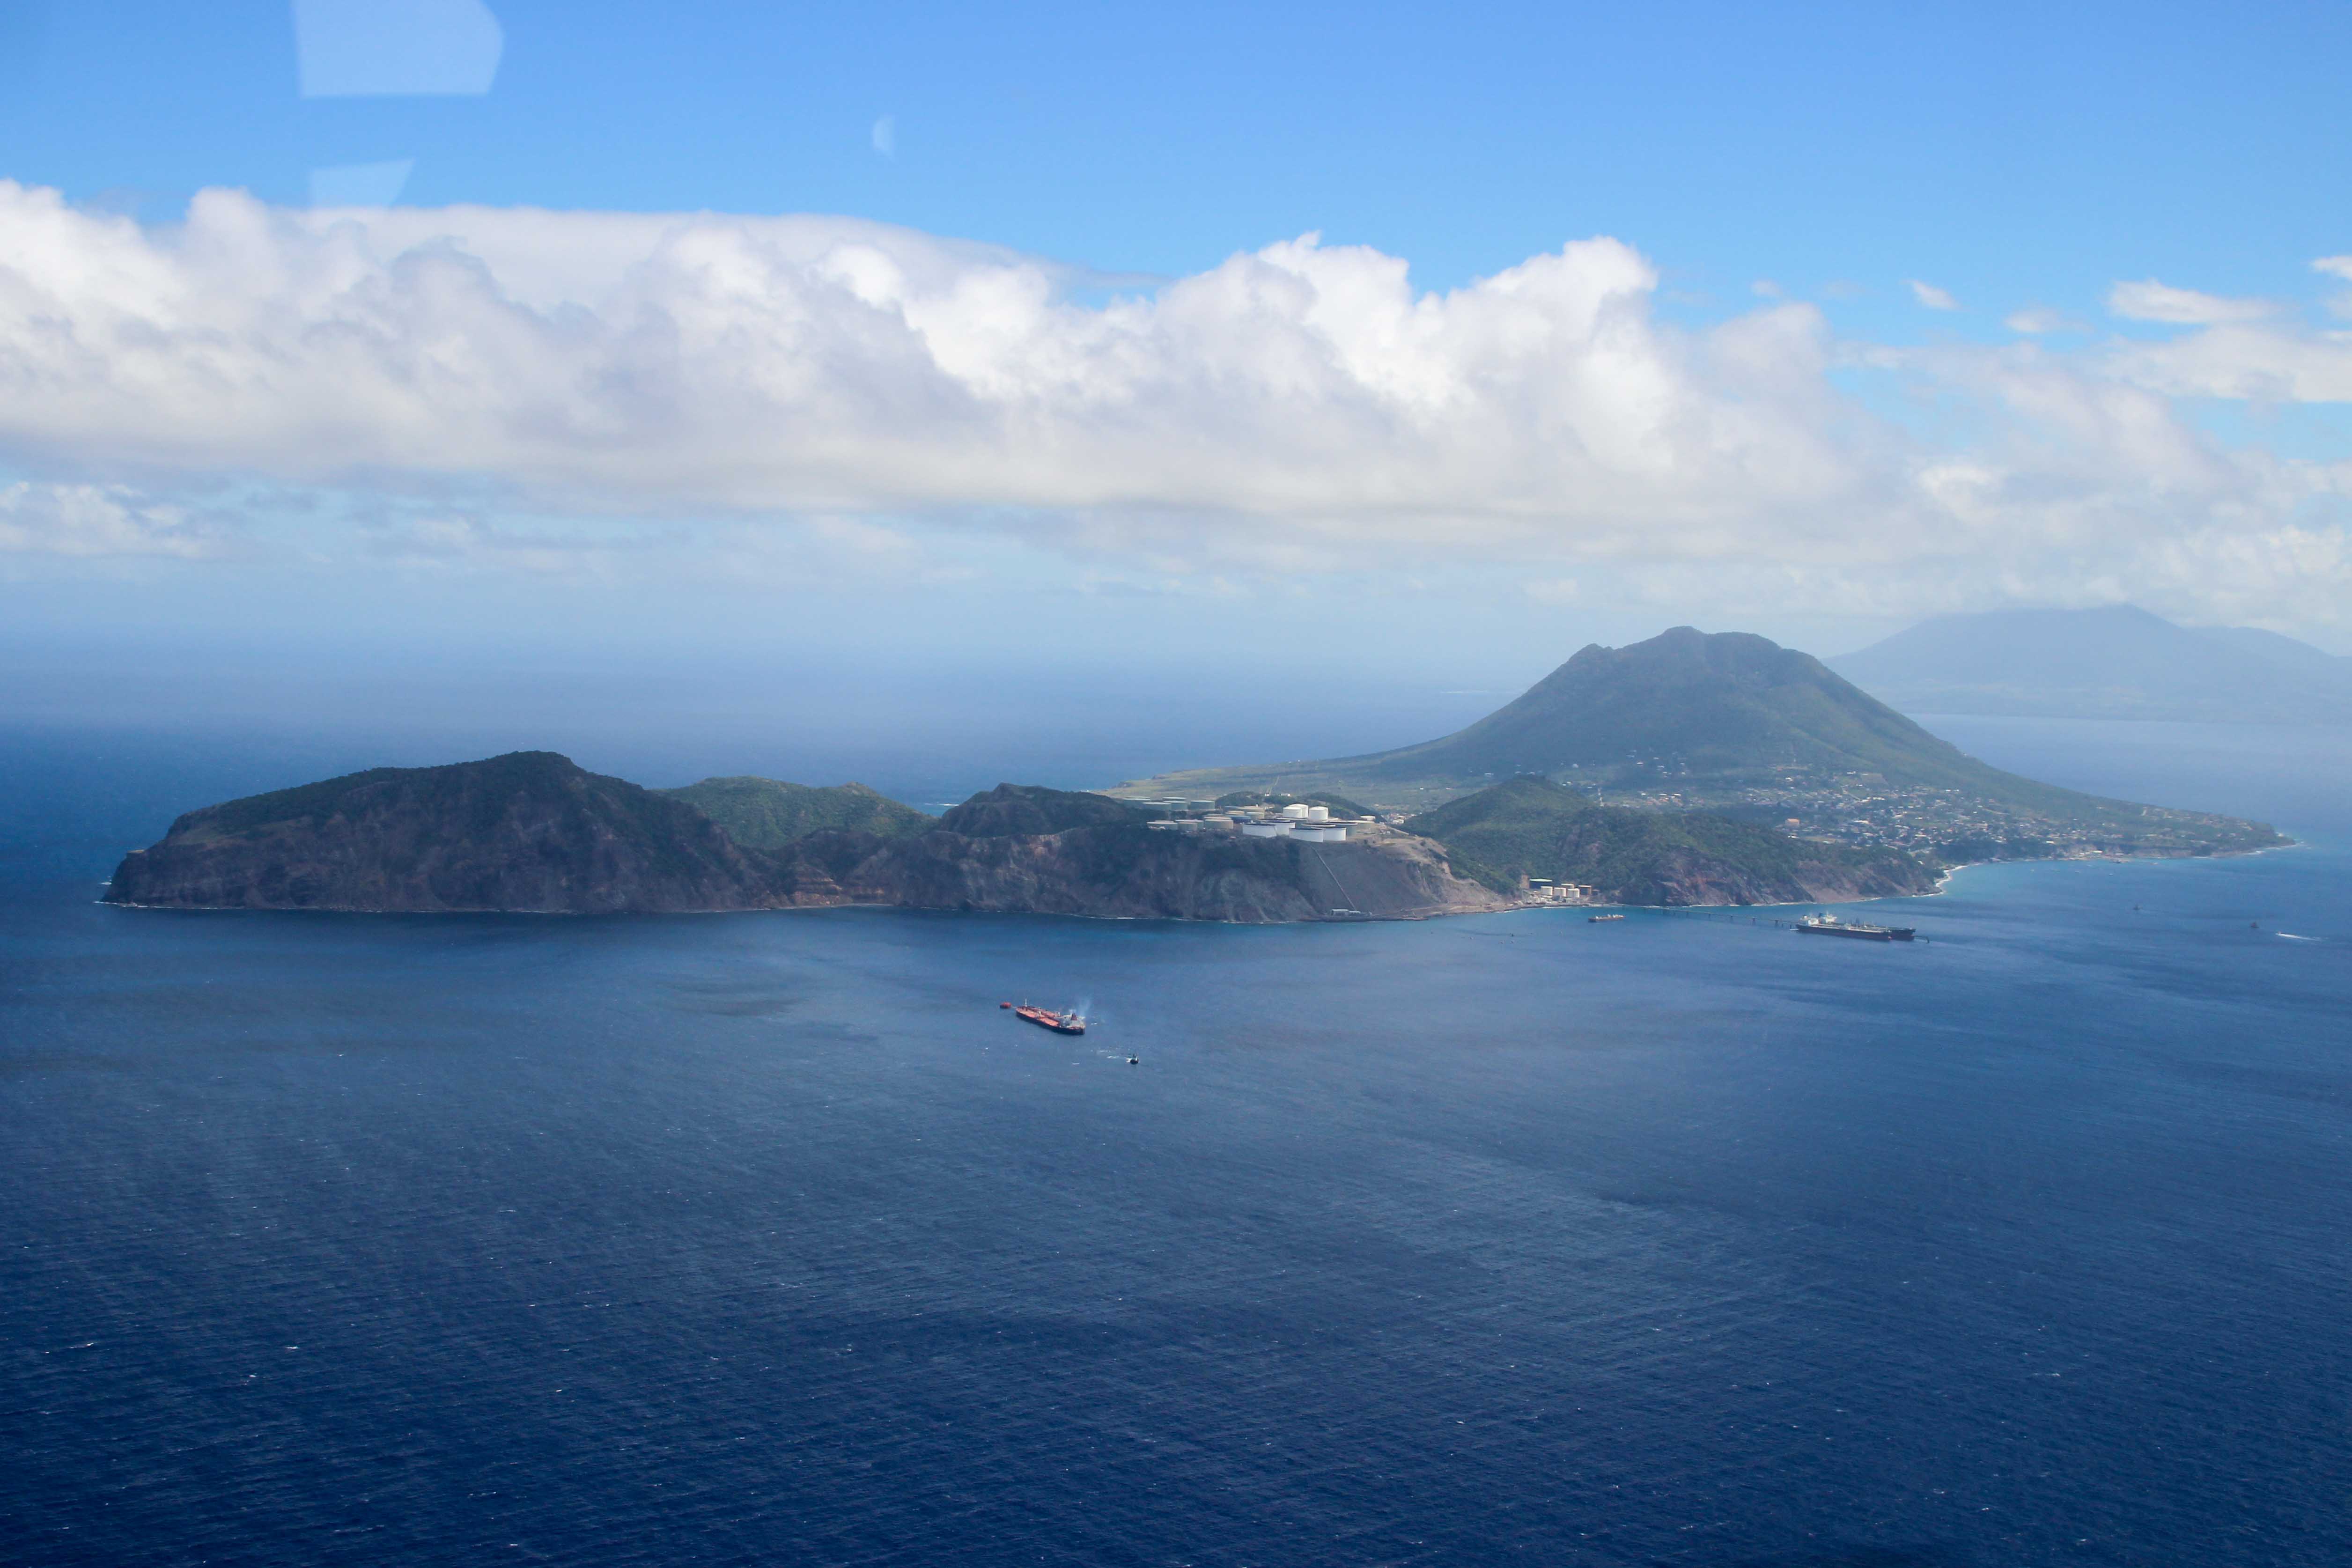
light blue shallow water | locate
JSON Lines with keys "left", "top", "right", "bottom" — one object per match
{"left": 3, "top": 721, "right": 2348, "bottom": 1566}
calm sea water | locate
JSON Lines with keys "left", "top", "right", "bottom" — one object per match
{"left": 4, "top": 721, "right": 2349, "bottom": 1566}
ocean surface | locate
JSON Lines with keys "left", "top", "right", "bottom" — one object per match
{"left": 4, "top": 720, "right": 2349, "bottom": 1566}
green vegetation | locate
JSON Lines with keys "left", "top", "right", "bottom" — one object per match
{"left": 1359, "top": 629, "right": 2072, "bottom": 802}
{"left": 1110, "top": 627, "right": 2288, "bottom": 861}
{"left": 112, "top": 751, "right": 772, "bottom": 910}
{"left": 1406, "top": 776, "right": 1932, "bottom": 905}
{"left": 662, "top": 776, "right": 934, "bottom": 849}
{"left": 938, "top": 783, "right": 1149, "bottom": 837}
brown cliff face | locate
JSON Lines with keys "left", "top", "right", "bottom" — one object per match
{"left": 106, "top": 752, "right": 786, "bottom": 913}
{"left": 770, "top": 821, "right": 1507, "bottom": 922}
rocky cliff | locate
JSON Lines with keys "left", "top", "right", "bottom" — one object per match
{"left": 764, "top": 813, "right": 1504, "bottom": 922}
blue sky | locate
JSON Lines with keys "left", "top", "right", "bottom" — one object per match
{"left": 9, "top": 0, "right": 2347, "bottom": 337}
{"left": 0, "top": 0, "right": 2348, "bottom": 748}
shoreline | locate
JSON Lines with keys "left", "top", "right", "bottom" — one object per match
{"left": 96, "top": 836, "right": 2299, "bottom": 924}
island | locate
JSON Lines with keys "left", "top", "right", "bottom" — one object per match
{"left": 104, "top": 627, "right": 2286, "bottom": 920}
{"left": 1112, "top": 627, "right": 2287, "bottom": 865}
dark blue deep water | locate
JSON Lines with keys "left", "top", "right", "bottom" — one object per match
{"left": 4, "top": 721, "right": 2349, "bottom": 1566}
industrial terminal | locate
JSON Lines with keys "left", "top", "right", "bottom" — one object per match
{"left": 1135, "top": 797, "right": 1599, "bottom": 907}
{"left": 1138, "top": 799, "right": 1361, "bottom": 841}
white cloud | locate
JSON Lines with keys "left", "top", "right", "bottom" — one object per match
{"left": 2107, "top": 279, "right": 2275, "bottom": 325}
{"left": 2004, "top": 306, "right": 2081, "bottom": 335}
{"left": 1907, "top": 280, "right": 1959, "bottom": 311}
{"left": 0, "top": 182, "right": 2347, "bottom": 629}
{"left": 2103, "top": 320, "right": 2352, "bottom": 402}
{"left": 2315, "top": 256, "right": 2352, "bottom": 321}
{"left": 0, "top": 481, "right": 220, "bottom": 558}
{"left": 0, "top": 182, "right": 1873, "bottom": 545}
{"left": 2091, "top": 274, "right": 2352, "bottom": 403}
{"left": 871, "top": 115, "right": 896, "bottom": 156}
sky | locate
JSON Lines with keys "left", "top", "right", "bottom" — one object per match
{"left": 1, "top": 0, "right": 2349, "bottom": 767}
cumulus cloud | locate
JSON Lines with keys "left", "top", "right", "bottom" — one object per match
{"left": 1907, "top": 280, "right": 1959, "bottom": 311}
{"left": 2107, "top": 279, "right": 2275, "bottom": 325}
{"left": 0, "top": 181, "right": 1880, "bottom": 552}
{"left": 0, "top": 182, "right": 2345, "bottom": 626}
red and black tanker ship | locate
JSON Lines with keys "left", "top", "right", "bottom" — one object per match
{"left": 1001, "top": 1001, "right": 1087, "bottom": 1034}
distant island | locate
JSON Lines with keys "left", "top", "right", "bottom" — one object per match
{"left": 105, "top": 626, "right": 2287, "bottom": 920}
{"left": 1829, "top": 604, "right": 2352, "bottom": 726}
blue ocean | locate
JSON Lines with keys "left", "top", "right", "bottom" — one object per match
{"left": 4, "top": 719, "right": 2348, "bottom": 1566}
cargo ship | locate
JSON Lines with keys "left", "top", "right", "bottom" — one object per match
{"left": 1588, "top": 913, "right": 1624, "bottom": 923}
{"left": 1795, "top": 913, "right": 1915, "bottom": 942}
{"left": 1002, "top": 1001, "right": 1087, "bottom": 1034}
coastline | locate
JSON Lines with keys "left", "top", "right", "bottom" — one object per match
{"left": 99, "top": 830, "right": 2300, "bottom": 924}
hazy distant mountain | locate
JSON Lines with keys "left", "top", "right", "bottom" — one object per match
{"left": 1112, "top": 626, "right": 2287, "bottom": 860}
{"left": 1122, "top": 626, "right": 2119, "bottom": 807}
{"left": 1349, "top": 627, "right": 2047, "bottom": 793}
{"left": 1829, "top": 605, "right": 2352, "bottom": 725}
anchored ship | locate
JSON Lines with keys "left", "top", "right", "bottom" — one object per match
{"left": 1795, "top": 913, "right": 1916, "bottom": 942}
{"left": 1002, "top": 1001, "right": 1087, "bottom": 1034}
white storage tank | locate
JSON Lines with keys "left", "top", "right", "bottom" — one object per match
{"left": 1304, "top": 806, "right": 1329, "bottom": 821}
{"left": 1279, "top": 803, "right": 1310, "bottom": 820}
{"left": 1241, "top": 821, "right": 1292, "bottom": 838}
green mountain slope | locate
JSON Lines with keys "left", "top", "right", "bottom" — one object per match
{"left": 108, "top": 751, "right": 782, "bottom": 913}
{"left": 1406, "top": 776, "right": 1934, "bottom": 905}
{"left": 1109, "top": 627, "right": 2287, "bottom": 861}
{"left": 937, "top": 783, "right": 1148, "bottom": 837}
{"left": 1356, "top": 627, "right": 2065, "bottom": 802}
{"left": 662, "top": 776, "right": 934, "bottom": 849}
